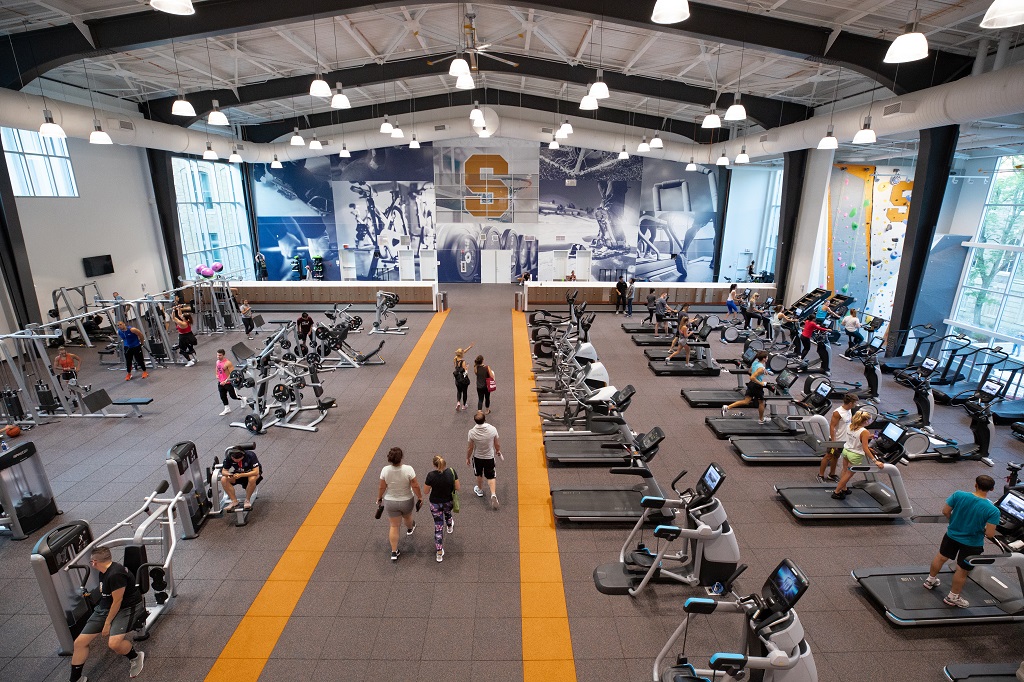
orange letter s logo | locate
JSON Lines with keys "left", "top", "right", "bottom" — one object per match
{"left": 464, "top": 154, "right": 510, "bottom": 218}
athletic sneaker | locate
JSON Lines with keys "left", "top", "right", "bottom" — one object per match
{"left": 125, "top": 374, "right": 132, "bottom": 381}
{"left": 184, "top": 360, "right": 195, "bottom": 367}
{"left": 446, "top": 518, "right": 454, "bottom": 534}
{"left": 721, "top": 407, "right": 729, "bottom": 417}
{"left": 436, "top": 549, "right": 444, "bottom": 562}
{"left": 944, "top": 593, "right": 970, "bottom": 608}
{"left": 391, "top": 550, "right": 400, "bottom": 562}
{"left": 406, "top": 522, "right": 416, "bottom": 536}
{"left": 141, "top": 371, "right": 148, "bottom": 379}
{"left": 474, "top": 486, "right": 484, "bottom": 497}
{"left": 687, "top": 363, "right": 694, "bottom": 368}
{"left": 815, "top": 475, "right": 829, "bottom": 484}
{"left": 491, "top": 494, "right": 500, "bottom": 510}
{"left": 758, "top": 418, "right": 770, "bottom": 425}
{"left": 826, "top": 474, "right": 839, "bottom": 483}
{"left": 219, "top": 406, "right": 231, "bottom": 416}
{"left": 923, "top": 576, "right": 940, "bottom": 590}
{"left": 129, "top": 651, "right": 145, "bottom": 678}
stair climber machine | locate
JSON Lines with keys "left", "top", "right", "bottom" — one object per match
{"left": 653, "top": 560, "right": 818, "bottom": 682}
{"left": 774, "top": 421, "right": 915, "bottom": 520}
{"left": 893, "top": 333, "right": 972, "bottom": 388}
{"left": 853, "top": 486, "right": 1024, "bottom": 626}
{"left": 766, "top": 319, "right": 838, "bottom": 376}
{"left": 933, "top": 348, "right": 1016, "bottom": 406}
{"left": 880, "top": 323, "right": 938, "bottom": 374}
{"left": 847, "top": 335, "right": 886, "bottom": 400}
{"left": 593, "top": 462, "right": 739, "bottom": 596}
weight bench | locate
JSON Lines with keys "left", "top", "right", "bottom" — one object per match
{"left": 111, "top": 397, "right": 154, "bottom": 417}
{"left": 81, "top": 389, "right": 151, "bottom": 418}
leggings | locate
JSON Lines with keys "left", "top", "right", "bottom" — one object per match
{"left": 477, "top": 386, "right": 490, "bottom": 411}
{"left": 124, "top": 346, "right": 145, "bottom": 373}
{"left": 242, "top": 317, "right": 255, "bottom": 335}
{"left": 456, "top": 382, "right": 468, "bottom": 406}
{"left": 218, "top": 382, "right": 238, "bottom": 405}
{"left": 799, "top": 335, "right": 812, "bottom": 358}
{"left": 429, "top": 501, "right": 454, "bottom": 551}
{"left": 177, "top": 334, "right": 195, "bottom": 360}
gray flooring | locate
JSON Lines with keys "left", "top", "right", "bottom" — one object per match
{"left": 0, "top": 284, "right": 1021, "bottom": 681}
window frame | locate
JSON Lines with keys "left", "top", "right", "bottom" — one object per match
{"left": 0, "top": 127, "right": 78, "bottom": 198}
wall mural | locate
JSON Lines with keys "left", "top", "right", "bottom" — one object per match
{"left": 251, "top": 141, "right": 724, "bottom": 283}
{"left": 827, "top": 164, "right": 914, "bottom": 322}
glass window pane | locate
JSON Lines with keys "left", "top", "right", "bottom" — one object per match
{"left": 978, "top": 204, "right": 1024, "bottom": 246}
{"left": 954, "top": 286, "right": 1002, "bottom": 330}
{"left": 48, "top": 157, "right": 78, "bottom": 196}
{"left": 25, "top": 154, "right": 56, "bottom": 196}
{"left": 995, "top": 296, "right": 1024, "bottom": 338}
{"left": 17, "top": 129, "right": 44, "bottom": 155}
{"left": 4, "top": 152, "right": 33, "bottom": 195}
{"left": 1, "top": 128, "right": 22, "bottom": 152}
{"left": 962, "top": 248, "right": 1015, "bottom": 291}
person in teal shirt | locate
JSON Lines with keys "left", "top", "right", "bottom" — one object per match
{"left": 923, "top": 475, "right": 1001, "bottom": 608}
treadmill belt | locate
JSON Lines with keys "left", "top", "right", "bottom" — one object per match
{"left": 681, "top": 390, "right": 744, "bottom": 407}
{"left": 889, "top": 577, "right": 1004, "bottom": 611}
{"left": 705, "top": 417, "right": 799, "bottom": 439}
{"left": 779, "top": 486, "right": 890, "bottom": 514}
{"left": 632, "top": 334, "right": 674, "bottom": 346}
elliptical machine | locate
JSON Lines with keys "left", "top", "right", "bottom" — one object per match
{"left": 847, "top": 335, "right": 886, "bottom": 400}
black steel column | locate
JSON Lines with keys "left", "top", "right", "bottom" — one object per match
{"left": 712, "top": 166, "right": 731, "bottom": 282}
{"left": 146, "top": 149, "right": 185, "bottom": 285}
{"left": 0, "top": 152, "right": 41, "bottom": 326}
{"left": 772, "top": 149, "right": 808, "bottom": 304}
{"left": 886, "top": 125, "right": 960, "bottom": 350}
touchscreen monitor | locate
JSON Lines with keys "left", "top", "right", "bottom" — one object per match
{"left": 881, "top": 422, "right": 904, "bottom": 442}
{"left": 998, "top": 490, "right": 1024, "bottom": 523}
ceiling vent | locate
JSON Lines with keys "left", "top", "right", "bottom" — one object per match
{"left": 759, "top": 133, "right": 770, "bottom": 143}
{"left": 882, "top": 100, "right": 917, "bottom": 117}
{"left": 433, "top": 124, "right": 447, "bottom": 131}
{"left": 235, "top": 142, "right": 246, "bottom": 150}
{"left": 541, "top": 126, "right": 554, "bottom": 134}
{"left": 117, "top": 119, "right": 135, "bottom": 131}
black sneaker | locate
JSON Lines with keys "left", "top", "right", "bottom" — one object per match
{"left": 406, "top": 523, "right": 416, "bottom": 536}
{"left": 390, "top": 550, "right": 400, "bottom": 562}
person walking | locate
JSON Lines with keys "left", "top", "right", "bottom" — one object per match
{"left": 725, "top": 284, "right": 741, "bottom": 323}
{"left": 830, "top": 411, "right": 884, "bottom": 499}
{"left": 376, "top": 447, "right": 423, "bottom": 562}
{"left": 240, "top": 300, "right": 256, "bottom": 339}
{"left": 723, "top": 350, "right": 770, "bottom": 423}
{"left": 171, "top": 306, "right": 197, "bottom": 366}
{"left": 116, "top": 321, "right": 147, "bottom": 381}
{"left": 614, "top": 276, "right": 627, "bottom": 314}
{"left": 215, "top": 349, "right": 241, "bottom": 416}
{"left": 467, "top": 411, "right": 503, "bottom": 510}
{"left": 423, "top": 455, "right": 460, "bottom": 562}
{"left": 654, "top": 292, "right": 678, "bottom": 336}
{"left": 453, "top": 344, "right": 473, "bottom": 411}
{"left": 625, "top": 277, "right": 636, "bottom": 318}
{"left": 923, "top": 475, "right": 1001, "bottom": 608}
{"left": 296, "top": 312, "right": 314, "bottom": 353}
{"left": 474, "top": 355, "right": 495, "bottom": 414}
{"left": 818, "top": 393, "right": 858, "bottom": 483}
{"left": 644, "top": 289, "right": 658, "bottom": 325}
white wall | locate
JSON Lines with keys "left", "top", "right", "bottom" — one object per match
{"left": 721, "top": 168, "right": 771, "bottom": 281}
{"left": 785, "top": 148, "right": 835, "bottom": 299}
{"left": 15, "top": 138, "right": 170, "bottom": 318}
{"left": 942, "top": 156, "right": 997, "bottom": 237}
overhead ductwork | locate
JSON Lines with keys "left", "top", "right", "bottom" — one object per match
{"left": 0, "top": 60, "right": 1023, "bottom": 164}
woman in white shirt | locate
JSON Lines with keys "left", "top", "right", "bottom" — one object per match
{"left": 841, "top": 309, "right": 864, "bottom": 357}
{"left": 377, "top": 447, "right": 423, "bottom": 562}
{"left": 831, "top": 411, "right": 884, "bottom": 499}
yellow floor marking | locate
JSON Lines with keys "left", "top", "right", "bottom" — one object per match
{"left": 204, "top": 310, "right": 449, "bottom": 682}
{"left": 512, "top": 310, "right": 577, "bottom": 680}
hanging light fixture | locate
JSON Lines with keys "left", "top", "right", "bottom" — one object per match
{"left": 309, "top": 135, "right": 323, "bottom": 150}
{"left": 391, "top": 120, "right": 404, "bottom": 138}
{"left": 271, "top": 155, "right": 283, "bottom": 169}
{"left": 817, "top": 124, "right": 839, "bottom": 150}
{"left": 310, "top": 74, "right": 332, "bottom": 98}
{"left": 685, "top": 156, "right": 697, "bottom": 172}
{"left": 885, "top": 7, "right": 929, "bottom": 63}
{"left": 470, "top": 101, "right": 484, "bottom": 123}
{"left": 716, "top": 150, "right": 729, "bottom": 166}
{"left": 172, "top": 97, "right": 196, "bottom": 117}
{"left": 650, "top": 132, "right": 664, "bottom": 149}
{"left": 724, "top": 93, "right": 746, "bottom": 121}
{"left": 290, "top": 127, "right": 305, "bottom": 146}
{"left": 559, "top": 119, "right": 574, "bottom": 136}
{"left": 203, "top": 142, "right": 218, "bottom": 160}
{"left": 89, "top": 119, "right": 112, "bottom": 145}
{"left": 39, "top": 109, "right": 66, "bottom": 138}
{"left": 456, "top": 73, "right": 475, "bottom": 90}
{"left": 555, "top": 126, "right": 569, "bottom": 140}
{"left": 702, "top": 104, "right": 721, "bottom": 129}
{"left": 651, "top": 0, "right": 690, "bottom": 24}
{"left": 735, "top": 146, "right": 750, "bottom": 164}
{"left": 548, "top": 135, "right": 560, "bottom": 150}
{"left": 450, "top": 56, "right": 471, "bottom": 77}
{"left": 853, "top": 116, "right": 877, "bottom": 144}
{"left": 589, "top": 70, "right": 610, "bottom": 100}
{"left": 981, "top": 0, "right": 1024, "bottom": 28}
{"left": 618, "top": 146, "right": 629, "bottom": 160}
{"left": 208, "top": 99, "right": 229, "bottom": 126}
{"left": 637, "top": 137, "right": 651, "bottom": 153}
{"left": 478, "top": 125, "right": 493, "bottom": 138}
{"left": 410, "top": 134, "right": 420, "bottom": 149}
{"left": 228, "top": 146, "right": 242, "bottom": 163}
{"left": 331, "top": 83, "right": 351, "bottom": 109}
{"left": 339, "top": 143, "right": 351, "bottom": 158}
{"left": 379, "top": 115, "right": 393, "bottom": 134}
{"left": 151, "top": 0, "right": 195, "bottom": 15}
{"left": 580, "top": 89, "right": 599, "bottom": 110}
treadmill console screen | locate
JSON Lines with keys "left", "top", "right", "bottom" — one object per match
{"left": 869, "top": 336, "right": 884, "bottom": 350}
{"left": 764, "top": 297, "right": 774, "bottom": 307}
{"left": 881, "top": 422, "right": 905, "bottom": 443}
{"left": 775, "top": 369, "right": 797, "bottom": 389}
{"left": 638, "top": 427, "right": 666, "bottom": 452}
{"left": 998, "top": 490, "right": 1024, "bottom": 523}
{"left": 794, "top": 307, "right": 804, "bottom": 317}
{"left": 920, "top": 357, "right": 938, "bottom": 376}
{"left": 764, "top": 560, "right": 809, "bottom": 612}
{"left": 980, "top": 380, "right": 1002, "bottom": 400}
{"left": 814, "top": 382, "right": 833, "bottom": 399}
{"left": 697, "top": 462, "right": 726, "bottom": 498}
{"left": 741, "top": 348, "right": 757, "bottom": 365}
{"left": 743, "top": 288, "right": 752, "bottom": 298}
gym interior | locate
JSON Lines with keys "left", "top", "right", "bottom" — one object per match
{"left": 0, "top": 2, "right": 1023, "bottom": 681}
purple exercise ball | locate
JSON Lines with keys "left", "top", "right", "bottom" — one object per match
{"left": 211, "top": 262, "right": 224, "bottom": 272}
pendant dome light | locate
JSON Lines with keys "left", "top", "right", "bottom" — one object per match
{"left": 309, "top": 135, "right": 323, "bottom": 150}
{"left": 290, "top": 127, "right": 305, "bottom": 146}
{"left": 555, "top": 126, "right": 569, "bottom": 140}
{"left": 885, "top": 7, "right": 929, "bottom": 63}
{"left": 331, "top": 83, "right": 351, "bottom": 109}
{"left": 151, "top": 0, "right": 195, "bottom": 15}
{"left": 470, "top": 101, "right": 484, "bottom": 124}
{"left": 702, "top": 105, "right": 721, "bottom": 129}
{"left": 716, "top": 151, "right": 729, "bottom": 166}
{"left": 589, "top": 70, "right": 610, "bottom": 100}
{"left": 203, "top": 142, "right": 218, "bottom": 160}
{"left": 410, "top": 135, "right": 420, "bottom": 149}
{"left": 450, "top": 57, "right": 471, "bottom": 77}
{"left": 580, "top": 88, "right": 599, "bottom": 110}
{"left": 310, "top": 75, "right": 332, "bottom": 98}
{"left": 618, "top": 146, "right": 629, "bottom": 160}
{"left": 390, "top": 120, "right": 404, "bottom": 138}
{"left": 456, "top": 73, "right": 475, "bottom": 89}
{"left": 651, "top": 0, "right": 690, "bottom": 24}
{"left": 650, "top": 132, "right": 664, "bottom": 149}
{"left": 724, "top": 93, "right": 746, "bottom": 122}
{"left": 89, "top": 120, "right": 112, "bottom": 145}
{"left": 981, "top": 0, "right": 1024, "bottom": 28}
{"left": 228, "top": 146, "right": 242, "bottom": 163}
{"left": 339, "top": 143, "right": 351, "bottom": 158}
{"left": 735, "top": 146, "right": 749, "bottom": 164}
{"left": 39, "top": 109, "right": 65, "bottom": 138}
{"left": 559, "top": 119, "right": 574, "bottom": 136}
{"left": 172, "top": 97, "right": 196, "bottom": 117}
{"left": 637, "top": 137, "right": 651, "bottom": 153}
{"left": 548, "top": 135, "right": 560, "bottom": 150}
{"left": 817, "top": 124, "right": 839, "bottom": 149}
{"left": 685, "top": 157, "right": 697, "bottom": 172}
{"left": 208, "top": 99, "right": 229, "bottom": 126}
{"left": 478, "top": 125, "right": 493, "bottom": 138}
{"left": 853, "top": 116, "right": 877, "bottom": 144}
{"left": 379, "top": 115, "right": 393, "bottom": 134}
{"left": 271, "top": 155, "right": 283, "bottom": 169}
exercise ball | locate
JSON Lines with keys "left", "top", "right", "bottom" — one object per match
{"left": 195, "top": 265, "right": 206, "bottom": 275}
{"left": 5, "top": 425, "right": 21, "bottom": 438}
{"left": 211, "top": 262, "right": 224, "bottom": 272}
{"left": 200, "top": 267, "right": 215, "bottom": 277}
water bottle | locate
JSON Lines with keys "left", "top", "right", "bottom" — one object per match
{"left": 1, "top": 438, "right": 8, "bottom": 452}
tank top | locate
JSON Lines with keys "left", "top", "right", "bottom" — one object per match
{"left": 845, "top": 426, "right": 867, "bottom": 455}
{"left": 216, "top": 359, "right": 230, "bottom": 383}
{"left": 118, "top": 328, "right": 141, "bottom": 348}
{"left": 176, "top": 322, "right": 192, "bottom": 334}
{"left": 55, "top": 355, "right": 75, "bottom": 370}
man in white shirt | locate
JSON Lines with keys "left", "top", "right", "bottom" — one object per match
{"left": 819, "top": 393, "right": 858, "bottom": 483}
{"left": 467, "top": 411, "right": 503, "bottom": 509}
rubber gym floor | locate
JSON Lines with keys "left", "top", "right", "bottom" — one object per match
{"left": 0, "top": 283, "right": 1021, "bottom": 682}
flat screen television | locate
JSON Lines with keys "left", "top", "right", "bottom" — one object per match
{"left": 82, "top": 255, "right": 114, "bottom": 278}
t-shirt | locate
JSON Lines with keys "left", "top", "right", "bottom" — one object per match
{"left": 615, "top": 280, "right": 627, "bottom": 295}
{"left": 842, "top": 315, "right": 861, "bottom": 332}
{"left": 118, "top": 328, "right": 141, "bottom": 348}
{"left": 224, "top": 451, "right": 260, "bottom": 474}
{"left": 297, "top": 316, "right": 314, "bottom": 335}
{"left": 424, "top": 468, "right": 458, "bottom": 503}
{"left": 646, "top": 293, "right": 658, "bottom": 308}
{"left": 98, "top": 562, "right": 142, "bottom": 609}
{"left": 946, "top": 490, "right": 1000, "bottom": 547}
{"left": 749, "top": 361, "right": 766, "bottom": 386}
{"left": 845, "top": 427, "right": 867, "bottom": 455}
{"left": 380, "top": 464, "right": 416, "bottom": 501}
{"left": 801, "top": 319, "right": 822, "bottom": 338}
{"left": 655, "top": 298, "right": 668, "bottom": 316}
{"left": 475, "top": 364, "right": 491, "bottom": 388}
{"left": 832, "top": 406, "right": 853, "bottom": 443}
{"left": 468, "top": 423, "right": 499, "bottom": 460}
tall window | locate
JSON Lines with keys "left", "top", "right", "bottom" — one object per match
{"left": 1, "top": 127, "right": 78, "bottom": 197}
{"left": 171, "top": 157, "right": 253, "bottom": 278}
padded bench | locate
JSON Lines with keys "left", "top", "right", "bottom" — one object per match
{"left": 81, "top": 389, "right": 152, "bottom": 418}
{"left": 111, "top": 397, "right": 154, "bottom": 417}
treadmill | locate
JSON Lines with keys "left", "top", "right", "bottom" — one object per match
{"left": 550, "top": 428, "right": 675, "bottom": 523}
{"left": 774, "top": 423, "right": 914, "bottom": 520}
{"left": 704, "top": 370, "right": 809, "bottom": 439}
{"left": 880, "top": 324, "right": 938, "bottom": 374}
{"left": 681, "top": 347, "right": 758, "bottom": 407}
{"left": 944, "top": 662, "right": 1023, "bottom": 681}
{"left": 543, "top": 417, "right": 637, "bottom": 464}
{"left": 646, "top": 324, "right": 721, "bottom": 377}
{"left": 853, "top": 488, "right": 1024, "bottom": 626}
{"left": 730, "top": 384, "right": 843, "bottom": 463}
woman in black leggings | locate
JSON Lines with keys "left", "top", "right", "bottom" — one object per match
{"left": 474, "top": 355, "right": 495, "bottom": 414}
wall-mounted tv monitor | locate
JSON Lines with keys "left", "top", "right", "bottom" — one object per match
{"left": 82, "top": 255, "right": 114, "bottom": 278}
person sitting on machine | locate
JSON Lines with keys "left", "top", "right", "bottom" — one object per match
{"left": 52, "top": 347, "right": 82, "bottom": 386}
{"left": 666, "top": 315, "right": 693, "bottom": 366}
{"left": 841, "top": 309, "right": 865, "bottom": 357}
{"left": 69, "top": 547, "right": 145, "bottom": 682}
{"left": 221, "top": 446, "right": 262, "bottom": 512}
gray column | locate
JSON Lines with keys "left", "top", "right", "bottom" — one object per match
{"left": 781, "top": 148, "right": 835, "bottom": 302}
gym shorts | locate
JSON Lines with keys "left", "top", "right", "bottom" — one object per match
{"left": 80, "top": 602, "right": 143, "bottom": 636}
{"left": 384, "top": 498, "right": 415, "bottom": 518}
{"left": 841, "top": 448, "right": 865, "bottom": 466}
{"left": 473, "top": 457, "right": 496, "bottom": 480}
{"left": 745, "top": 381, "right": 765, "bottom": 401}
{"left": 939, "top": 534, "right": 984, "bottom": 571}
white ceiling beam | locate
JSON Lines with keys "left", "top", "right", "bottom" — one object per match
{"left": 402, "top": 7, "right": 431, "bottom": 51}
{"left": 524, "top": 8, "right": 535, "bottom": 52}
{"left": 34, "top": 0, "right": 94, "bottom": 47}
{"left": 209, "top": 37, "right": 278, "bottom": 77}
{"left": 622, "top": 34, "right": 659, "bottom": 74}
{"left": 572, "top": 20, "right": 595, "bottom": 66}
{"left": 272, "top": 28, "right": 329, "bottom": 71}
{"left": 507, "top": 8, "right": 574, "bottom": 66}
{"left": 336, "top": 17, "right": 382, "bottom": 64}
{"left": 830, "top": 0, "right": 900, "bottom": 28}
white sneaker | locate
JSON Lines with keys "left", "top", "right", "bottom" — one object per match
{"left": 923, "top": 575, "right": 940, "bottom": 590}
{"left": 129, "top": 651, "right": 145, "bottom": 678}
{"left": 474, "top": 486, "right": 484, "bottom": 497}
{"left": 184, "top": 359, "right": 195, "bottom": 367}
{"left": 491, "top": 494, "right": 500, "bottom": 510}
{"left": 446, "top": 518, "right": 454, "bottom": 534}
{"left": 436, "top": 549, "right": 444, "bottom": 562}
{"left": 219, "top": 406, "right": 231, "bottom": 416}
{"left": 944, "top": 592, "right": 970, "bottom": 608}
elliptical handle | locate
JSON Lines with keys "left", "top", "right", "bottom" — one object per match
{"left": 670, "top": 469, "right": 688, "bottom": 494}
{"left": 721, "top": 564, "right": 748, "bottom": 593}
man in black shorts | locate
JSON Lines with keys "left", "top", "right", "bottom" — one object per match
{"left": 221, "top": 446, "right": 262, "bottom": 512}
{"left": 70, "top": 547, "right": 145, "bottom": 681}
{"left": 923, "top": 475, "right": 1001, "bottom": 608}
{"left": 467, "top": 411, "right": 503, "bottom": 510}
{"left": 723, "top": 350, "right": 770, "bottom": 423}
{"left": 296, "top": 312, "right": 315, "bottom": 352}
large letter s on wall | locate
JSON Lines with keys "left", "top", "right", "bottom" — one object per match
{"left": 465, "top": 154, "right": 510, "bottom": 218}
{"left": 886, "top": 180, "right": 914, "bottom": 223}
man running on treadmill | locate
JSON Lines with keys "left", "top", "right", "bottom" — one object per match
{"left": 923, "top": 475, "right": 1001, "bottom": 608}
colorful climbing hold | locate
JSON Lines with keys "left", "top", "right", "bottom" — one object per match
{"left": 849, "top": 209, "right": 857, "bottom": 217}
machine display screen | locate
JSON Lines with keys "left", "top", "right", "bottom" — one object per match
{"left": 764, "top": 298, "right": 774, "bottom": 306}
{"left": 768, "top": 560, "right": 808, "bottom": 609}
{"left": 815, "top": 382, "right": 832, "bottom": 399}
{"left": 700, "top": 463, "right": 725, "bottom": 496}
{"left": 998, "top": 490, "right": 1024, "bottom": 522}
{"left": 743, "top": 288, "right": 752, "bottom": 297}
{"left": 639, "top": 428, "right": 665, "bottom": 451}
{"left": 920, "top": 358, "right": 938, "bottom": 375}
{"left": 870, "top": 337, "right": 884, "bottom": 350}
{"left": 881, "top": 422, "right": 905, "bottom": 443}
{"left": 742, "top": 348, "right": 757, "bottom": 365}
{"left": 794, "top": 307, "right": 804, "bottom": 316}
{"left": 981, "top": 380, "right": 1001, "bottom": 398}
